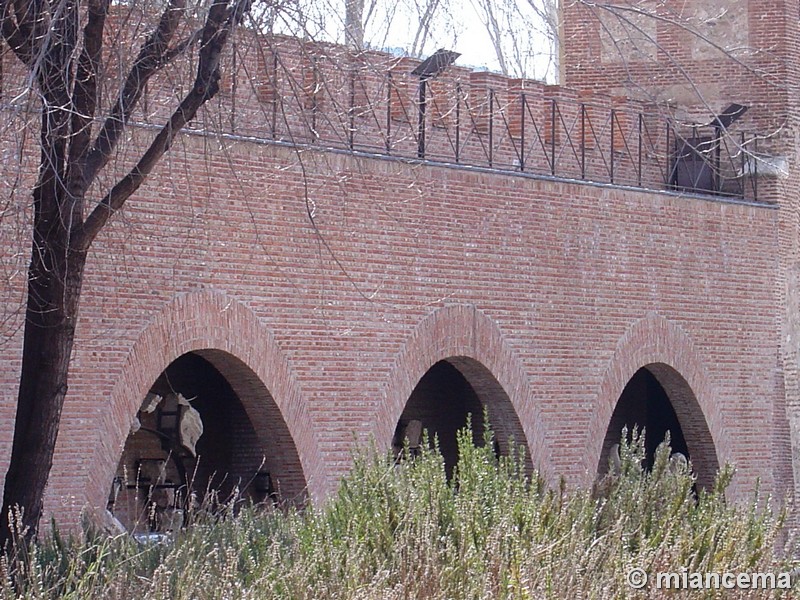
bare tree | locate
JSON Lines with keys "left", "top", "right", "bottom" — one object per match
{"left": 470, "top": 0, "right": 559, "bottom": 81}
{"left": 0, "top": 0, "right": 478, "bottom": 546}
{"left": 0, "top": 0, "right": 254, "bottom": 545}
{"left": 345, "top": 0, "right": 365, "bottom": 47}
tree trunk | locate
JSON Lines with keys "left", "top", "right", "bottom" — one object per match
{"left": 0, "top": 201, "right": 87, "bottom": 547}
{"left": 345, "top": 0, "right": 365, "bottom": 49}
{"left": 0, "top": 0, "right": 247, "bottom": 548}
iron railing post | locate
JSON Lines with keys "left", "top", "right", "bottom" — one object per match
{"left": 740, "top": 131, "right": 746, "bottom": 198}
{"left": 271, "top": 52, "right": 278, "bottom": 139}
{"left": 638, "top": 113, "right": 643, "bottom": 186}
{"left": 488, "top": 89, "right": 494, "bottom": 167}
{"left": 551, "top": 98, "right": 556, "bottom": 176}
{"left": 417, "top": 78, "right": 426, "bottom": 158}
{"left": 754, "top": 136, "right": 759, "bottom": 201}
{"left": 714, "top": 125, "right": 722, "bottom": 193}
{"left": 610, "top": 108, "right": 616, "bottom": 184}
{"left": 310, "top": 56, "right": 318, "bottom": 140}
{"left": 386, "top": 72, "right": 392, "bottom": 153}
{"left": 692, "top": 125, "right": 699, "bottom": 190}
{"left": 231, "top": 39, "right": 237, "bottom": 133}
{"left": 580, "top": 103, "right": 586, "bottom": 179}
{"left": 666, "top": 121, "right": 672, "bottom": 188}
{"left": 455, "top": 83, "right": 461, "bottom": 163}
{"left": 520, "top": 92, "right": 526, "bottom": 171}
{"left": 349, "top": 71, "right": 356, "bottom": 150}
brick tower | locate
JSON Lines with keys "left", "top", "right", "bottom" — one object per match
{"left": 561, "top": 0, "right": 800, "bottom": 507}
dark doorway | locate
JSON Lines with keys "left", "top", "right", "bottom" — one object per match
{"left": 600, "top": 367, "right": 690, "bottom": 474}
{"left": 393, "top": 359, "right": 506, "bottom": 476}
{"left": 110, "top": 352, "right": 272, "bottom": 533}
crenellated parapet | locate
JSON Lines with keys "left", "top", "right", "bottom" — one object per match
{"left": 0, "top": 23, "right": 769, "bottom": 200}
{"left": 157, "top": 33, "right": 762, "bottom": 201}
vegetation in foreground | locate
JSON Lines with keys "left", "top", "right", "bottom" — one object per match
{"left": 0, "top": 428, "right": 795, "bottom": 599}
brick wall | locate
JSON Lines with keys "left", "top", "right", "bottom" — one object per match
{"left": 562, "top": 0, "right": 799, "bottom": 519}
{"left": 0, "top": 126, "right": 785, "bottom": 527}
{"left": 0, "top": 1, "right": 794, "bottom": 529}
{"left": 561, "top": 0, "right": 790, "bottom": 128}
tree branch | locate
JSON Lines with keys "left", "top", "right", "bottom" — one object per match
{"left": 473, "top": 0, "right": 508, "bottom": 75}
{"left": 410, "top": 0, "right": 440, "bottom": 57}
{"left": 33, "top": 0, "right": 79, "bottom": 232}
{"left": 586, "top": 2, "right": 783, "bottom": 89}
{"left": 6, "top": 0, "right": 46, "bottom": 62}
{"left": 81, "top": 0, "right": 187, "bottom": 187}
{"left": 65, "top": 0, "right": 110, "bottom": 203}
{"left": 0, "top": 0, "right": 34, "bottom": 64}
{"left": 76, "top": 0, "right": 251, "bottom": 250}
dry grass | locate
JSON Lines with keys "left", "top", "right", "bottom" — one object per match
{"left": 0, "top": 427, "right": 795, "bottom": 599}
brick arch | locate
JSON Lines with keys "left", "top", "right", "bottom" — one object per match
{"left": 376, "top": 304, "right": 553, "bottom": 480}
{"left": 81, "top": 291, "right": 326, "bottom": 514}
{"left": 586, "top": 313, "right": 725, "bottom": 490}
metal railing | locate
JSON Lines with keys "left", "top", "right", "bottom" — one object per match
{"left": 0, "top": 35, "right": 762, "bottom": 201}
{"left": 196, "top": 49, "right": 764, "bottom": 201}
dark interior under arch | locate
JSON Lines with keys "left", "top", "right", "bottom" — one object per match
{"left": 110, "top": 353, "right": 273, "bottom": 533}
{"left": 393, "top": 359, "right": 508, "bottom": 476}
{"left": 600, "top": 366, "right": 690, "bottom": 474}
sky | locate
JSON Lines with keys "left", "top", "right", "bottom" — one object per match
{"left": 366, "top": 0, "right": 557, "bottom": 81}
{"left": 273, "top": 0, "right": 558, "bottom": 82}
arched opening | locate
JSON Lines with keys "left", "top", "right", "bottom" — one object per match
{"left": 598, "top": 364, "right": 718, "bottom": 488}
{"left": 392, "top": 357, "right": 529, "bottom": 476}
{"left": 109, "top": 351, "right": 305, "bottom": 533}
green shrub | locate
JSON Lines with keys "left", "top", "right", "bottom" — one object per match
{"left": 1, "top": 426, "right": 794, "bottom": 599}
